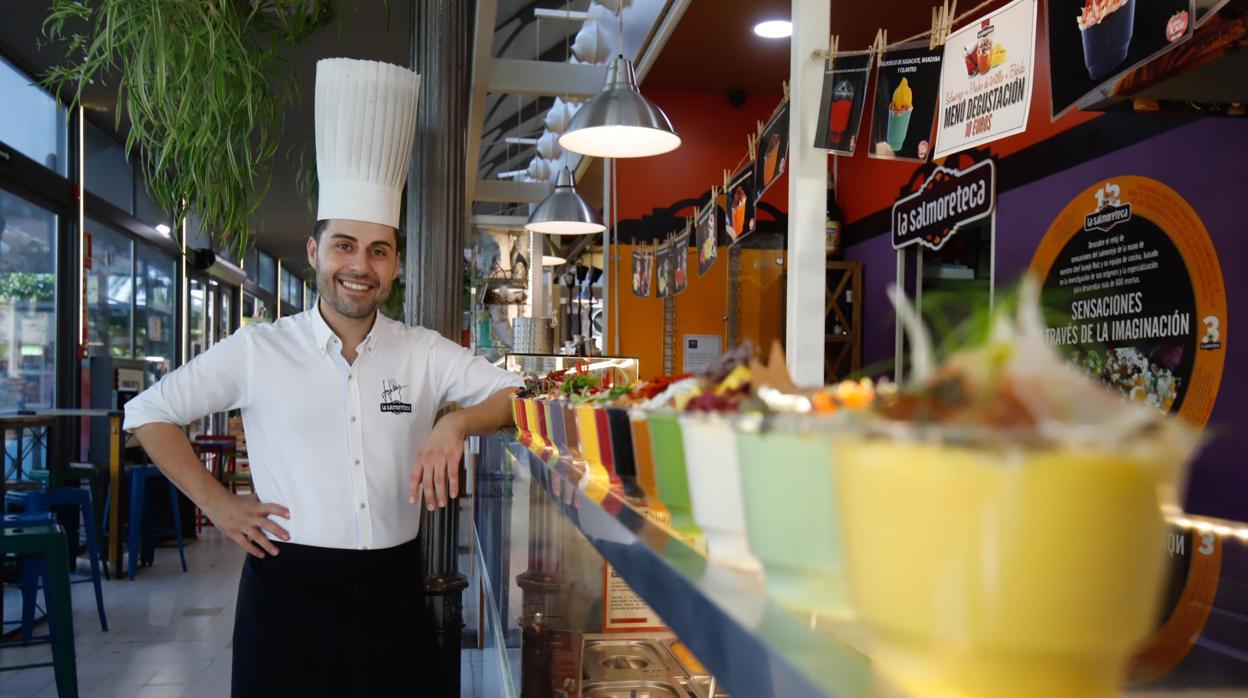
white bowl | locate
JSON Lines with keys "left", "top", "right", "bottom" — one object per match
{"left": 679, "top": 413, "right": 761, "bottom": 571}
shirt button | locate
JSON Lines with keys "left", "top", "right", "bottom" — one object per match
{"left": 354, "top": 459, "right": 360, "bottom": 466}
{"left": 360, "top": 545, "right": 369, "bottom": 550}
{"left": 350, "top": 416, "right": 357, "bottom": 423}
{"left": 348, "top": 374, "right": 353, "bottom": 381}
{"left": 359, "top": 502, "right": 367, "bottom": 510}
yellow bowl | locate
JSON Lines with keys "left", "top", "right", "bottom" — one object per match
{"left": 836, "top": 436, "right": 1178, "bottom": 698}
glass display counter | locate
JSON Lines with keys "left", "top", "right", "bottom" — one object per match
{"left": 464, "top": 429, "right": 1248, "bottom": 697}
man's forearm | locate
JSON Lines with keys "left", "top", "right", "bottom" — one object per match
{"left": 445, "top": 388, "right": 517, "bottom": 436}
{"left": 132, "top": 422, "right": 233, "bottom": 512}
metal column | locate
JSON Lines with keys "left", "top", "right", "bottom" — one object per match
{"left": 406, "top": 1, "right": 474, "bottom": 694}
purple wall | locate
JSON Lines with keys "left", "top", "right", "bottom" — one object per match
{"left": 845, "top": 118, "right": 1247, "bottom": 520}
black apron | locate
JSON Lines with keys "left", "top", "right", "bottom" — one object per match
{"left": 230, "top": 538, "right": 446, "bottom": 698}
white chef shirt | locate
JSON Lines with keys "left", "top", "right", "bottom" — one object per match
{"left": 123, "top": 306, "right": 522, "bottom": 550}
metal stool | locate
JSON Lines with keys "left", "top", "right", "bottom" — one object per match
{"left": 0, "top": 516, "right": 79, "bottom": 697}
{"left": 103, "top": 465, "right": 188, "bottom": 580}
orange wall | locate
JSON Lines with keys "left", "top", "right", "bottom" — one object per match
{"left": 614, "top": 90, "right": 790, "bottom": 378}
{"left": 833, "top": 4, "right": 1100, "bottom": 225}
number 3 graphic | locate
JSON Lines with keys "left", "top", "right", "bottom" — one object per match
{"left": 1202, "top": 316, "right": 1221, "bottom": 344}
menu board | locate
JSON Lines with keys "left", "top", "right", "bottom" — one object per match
{"left": 1047, "top": 0, "right": 1195, "bottom": 118}
{"left": 869, "top": 43, "right": 944, "bottom": 162}
{"left": 631, "top": 247, "right": 653, "bottom": 298}
{"left": 1030, "top": 176, "right": 1225, "bottom": 428}
{"left": 695, "top": 199, "right": 718, "bottom": 276}
{"left": 755, "top": 102, "right": 789, "bottom": 199}
{"left": 933, "top": 0, "right": 1038, "bottom": 159}
{"left": 814, "top": 51, "right": 874, "bottom": 155}
{"left": 725, "top": 167, "right": 755, "bottom": 243}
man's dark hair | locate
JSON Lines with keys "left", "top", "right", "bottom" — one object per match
{"left": 312, "top": 219, "right": 330, "bottom": 241}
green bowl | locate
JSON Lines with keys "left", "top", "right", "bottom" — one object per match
{"left": 645, "top": 411, "right": 703, "bottom": 546}
{"left": 737, "top": 417, "right": 851, "bottom": 617}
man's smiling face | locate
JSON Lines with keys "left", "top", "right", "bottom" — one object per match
{"left": 307, "top": 219, "right": 400, "bottom": 320}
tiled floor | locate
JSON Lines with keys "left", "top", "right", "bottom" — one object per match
{"left": 1, "top": 530, "right": 495, "bottom": 698}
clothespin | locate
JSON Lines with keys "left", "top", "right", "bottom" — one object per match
{"left": 811, "top": 33, "right": 839, "bottom": 63}
{"left": 872, "top": 28, "right": 889, "bottom": 56}
{"left": 756, "top": 119, "right": 766, "bottom": 139}
{"left": 782, "top": 80, "right": 790, "bottom": 101}
{"left": 930, "top": 0, "right": 957, "bottom": 49}
{"left": 747, "top": 132, "right": 759, "bottom": 162}
{"left": 723, "top": 169, "right": 733, "bottom": 193}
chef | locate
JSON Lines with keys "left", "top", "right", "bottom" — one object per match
{"left": 124, "top": 58, "right": 522, "bottom": 697}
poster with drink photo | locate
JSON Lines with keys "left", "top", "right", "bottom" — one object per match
{"left": 868, "top": 43, "right": 944, "bottom": 162}
{"left": 934, "top": 0, "right": 1038, "bottom": 159}
{"left": 755, "top": 102, "right": 790, "bottom": 199}
{"left": 631, "top": 246, "right": 653, "bottom": 298}
{"left": 695, "top": 198, "right": 719, "bottom": 276}
{"left": 672, "top": 229, "right": 690, "bottom": 295}
{"left": 814, "top": 51, "right": 874, "bottom": 155}
{"left": 725, "top": 167, "right": 756, "bottom": 243}
{"left": 1048, "top": 0, "right": 1194, "bottom": 119}
{"left": 655, "top": 241, "right": 674, "bottom": 298}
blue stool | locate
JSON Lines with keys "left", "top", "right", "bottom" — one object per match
{"left": 104, "top": 465, "right": 188, "bottom": 580}
{"left": 6, "top": 487, "right": 108, "bottom": 636}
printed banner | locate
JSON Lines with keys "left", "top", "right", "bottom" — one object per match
{"left": 1030, "top": 176, "right": 1225, "bottom": 429}
{"left": 869, "top": 42, "right": 944, "bottom": 162}
{"left": 815, "top": 51, "right": 874, "bottom": 155}
{"left": 934, "top": 0, "right": 1038, "bottom": 159}
{"left": 755, "top": 102, "right": 790, "bottom": 199}
{"left": 672, "top": 230, "right": 690, "bottom": 295}
{"left": 1048, "top": 0, "right": 1195, "bottom": 118}
{"left": 891, "top": 158, "right": 996, "bottom": 251}
{"left": 631, "top": 246, "right": 653, "bottom": 298}
{"left": 725, "top": 167, "right": 756, "bottom": 242}
{"left": 655, "top": 241, "right": 674, "bottom": 299}
{"left": 695, "top": 199, "right": 718, "bottom": 276}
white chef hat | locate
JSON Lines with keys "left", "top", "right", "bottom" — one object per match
{"left": 315, "top": 58, "right": 421, "bottom": 229}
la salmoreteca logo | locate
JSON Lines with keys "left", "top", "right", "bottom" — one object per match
{"left": 380, "top": 378, "right": 412, "bottom": 414}
{"left": 891, "top": 158, "right": 995, "bottom": 252}
{"left": 1083, "top": 181, "right": 1132, "bottom": 233}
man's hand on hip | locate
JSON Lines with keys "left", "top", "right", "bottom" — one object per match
{"left": 204, "top": 493, "right": 291, "bottom": 558}
{"left": 410, "top": 413, "right": 466, "bottom": 511}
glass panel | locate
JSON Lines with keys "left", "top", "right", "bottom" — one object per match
{"left": 241, "top": 291, "right": 272, "bottom": 327}
{"left": 917, "top": 218, "right": 993, "bottom": 346}
{"left": 304, "top": 282, "right": 315, "bottom": 311}
{"left": 85, "top": 219, "right": 133, "bottom": 359}
{"left": 84, "top": 121, "right": 134, "bottom": 213}
{"left": 0, "top": 56, "right": 68, "bottom": 175}
{"left": 135, "top": 177, "right": 173, "bottom": 231}
{"left": 188, "top": 278, "right": 207, "bottom": 359}
{"left": 0, "top": 188, "right": 57, "bottom": 410}
{"left": 220, "top": 286, "right": 233, "bottom": 339}
{"left": 257, "top": 252, "right": 276, "bottom": 293}
{"left": 135, "top": 241, "right": 176, "bottom": 379}
{"left": 281, "top": 266, "right": 302, "bottom": 309}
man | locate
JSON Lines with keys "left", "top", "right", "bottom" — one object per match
{"left": 124, "top": 58, "right": 521, "bottom": 697}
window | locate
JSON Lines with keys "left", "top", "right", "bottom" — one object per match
{"left": 304, "top": 281, "right": 316, "bottom": 311}
{"left": 135, "top": 241, "right": 176, "bottom": 378}
{"left": 0, "top": 56, "right": 68, "bottom": 175}
{"left": 85, "top": 219, "right": 134, "bottom": 359}
{"left": 281, "top": 266, "right": 302, "bottom": 310}
{"left": 188, "top": 278, "right": 207, "bottom": 359}
{"left": 0, "top": 189, "right": 57, "bottom": 410}
{"left": 135, "top": 177, "right": 173, "bottom": 232}
{"left": 257, "top": 251, "right": 276, "bottom": 294}
{"left": 85, "top": 121, "right": 134, "bottom": 213}
{"left": 241, "top": 291, "right": 272, "bottom": 327}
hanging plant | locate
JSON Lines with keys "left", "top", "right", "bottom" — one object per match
{"left": 41, "top": 0, "right": 339, "bottom": 257}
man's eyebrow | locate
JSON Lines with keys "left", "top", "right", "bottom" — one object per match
{"left": 328, "top": 232, "right": 358, "bottom": 242}
{"left": 369, "top": 240, "right": 395, "bottom": 250}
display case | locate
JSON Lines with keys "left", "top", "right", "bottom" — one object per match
{"left": 464, "top": 426, "right": 1248, "bottom": 698}
{"left": 503, "top": 354, "right": 640, "bottom": 386}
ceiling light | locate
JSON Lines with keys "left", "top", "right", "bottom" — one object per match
{"left": 155, "top": 223, "right": 172, "bottom": 236}
{"left": 525, "top": 167, "right": 606, "bottom": 235}
{"left": 542, "top": 255, "right": 567, "bottom": 266}
{"left": 558, "top": 56, "right": 681, "bottom": 159}
{"left": 753, "top": 20, "right": 792, "bottom": 39}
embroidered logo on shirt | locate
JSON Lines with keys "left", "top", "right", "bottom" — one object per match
{"left": 380, "top": 378, "right": 413, "bottom": 414}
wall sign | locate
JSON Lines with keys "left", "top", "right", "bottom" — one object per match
{"left": 1030, "top": 176, "right": 1226, "bottom": 428}
{"left": 891, "top": 158, "right": 996, "bottom": 251}
{"left": 1047, "top": 0, "right": 1195, "bottom": 118}
{"left": 934, "top": 0, "right": 1038, "bottom": 159}
{"left": 868, "top": 42, "right": 944, "bottom": 162}
{"left": 814, "top": 51, "right": 874, "bottom": 155}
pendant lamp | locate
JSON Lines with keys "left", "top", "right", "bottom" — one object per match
{"left": 558, "top": 56, "right": 681, "bottom": 158}
{"left": 525, "top": 167, "right": 606, "bottom": 235}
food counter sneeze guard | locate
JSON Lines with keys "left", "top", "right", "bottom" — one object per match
{"left": 504, "top": 354, "right": 640, "bottom": 386}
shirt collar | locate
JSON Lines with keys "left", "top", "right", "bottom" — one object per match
{"left": 310, "top": 302, "right": 380, "bottom": 355}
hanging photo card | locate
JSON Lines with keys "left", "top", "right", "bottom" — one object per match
{"left": 869, "top": 42, "right": 945, "bottom": 162}
{"left": 631, "top": 246, "right": 654, "bottom": 298}
{"left": 695, "top": 198, "right": 719, "bottom": 276}
{"left": 815, "top": 51, "right": 874, "bottom": 155}
{"left": 934, "top": 0, "right": 1038, "bottom": 159}
{"left": 655, "top": 241, "right": 673, "bottom": 298}
{"left": 725, "top": 167, "right": 756, "bottom": 243}
{"left": 1048, "top": 0, "right": 1194, "bottom": 119}
{"left": 673, "top": 229, "right": 690, "bottom": 295}
{"left": 755, "top": 102, "right": 790, "bottom": 198}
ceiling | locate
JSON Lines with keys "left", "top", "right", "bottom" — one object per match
{"left": 644, "top": 0, "right": 789, "bottom": 95}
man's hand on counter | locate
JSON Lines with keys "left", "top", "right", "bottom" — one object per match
{"left": 410, "top": 413, "right": 467, "bottom": 510}
{"left": 204, "top": 492, "right": 291, "bottom": 558}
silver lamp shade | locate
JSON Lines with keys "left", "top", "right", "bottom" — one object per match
{"left": 524, "top": 167, "right": 606, "bottom": 235}
{"left": 558, "top": 56, "right": 681, "bottom": 159}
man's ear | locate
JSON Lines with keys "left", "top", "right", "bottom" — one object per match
{"left": 306, "top": 235, "right": 318, "bottom": 270}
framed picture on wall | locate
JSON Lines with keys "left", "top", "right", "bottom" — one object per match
{"left": 725, "top": 167, "right": 756, "bottom": 243}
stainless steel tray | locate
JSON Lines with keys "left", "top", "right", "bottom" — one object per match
{"left": 582, "top": 638, "right": 675, "bottom": 683}
{"left": 659, "top": 638, "right": 709, "bottom": 681}
{"left": 582, "top": 681, "right": 686, "bottom": 698}
{"left": 684, "top": 675, "right": 728, "bottom": 698}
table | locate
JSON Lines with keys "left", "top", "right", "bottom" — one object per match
{"left": 0, "top": 414, "right": 55, "bottom": 482}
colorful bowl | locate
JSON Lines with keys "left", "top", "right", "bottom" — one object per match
{"left": 836, "top": 433, "right": 1180, "bottom": 698}
{"left": 628, "top": 410, "right": 671, "bottom": 525}
{"left": 736, "top": 414, "right": 850, "bottom": 617}
{"left": 645, "top": 411, "right": 703, "bottom": 547}
{"left": 605, "top": 407, "right": 644, "bottom": 500}
{"left": 575, "top": 404, "right": 614, "bottom": 498}
{"left": 678, "top": 413, "right": 760, "bottom": 571}
{"left": 522, "top": 399, "right": 547, "bottom": 452}
{"left": 511, "top": 395, "right": 530, "bottom": 444}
